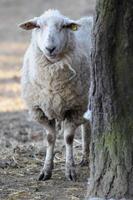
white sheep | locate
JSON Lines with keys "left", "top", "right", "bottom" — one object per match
{"left": 19, "top": 9, "right": 93, "bottom": 181}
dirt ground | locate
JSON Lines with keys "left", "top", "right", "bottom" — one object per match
{"left": 0, "top": 1, "right": 96, "bottom": 199}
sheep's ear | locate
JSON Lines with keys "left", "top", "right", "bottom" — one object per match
{"left": 19, "top": 19, "right": 40, "bottom": 30}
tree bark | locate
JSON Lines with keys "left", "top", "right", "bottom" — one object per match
{"left": 88, "top": 0, "right": 133, "bottom": 199}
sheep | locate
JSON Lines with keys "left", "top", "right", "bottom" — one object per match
{"left": 19, "top": 9, "right": 93, "bottom": 181}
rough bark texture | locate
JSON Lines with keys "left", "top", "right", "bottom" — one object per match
{"left": 88, "top": 0, "right": 133, "bottom": 199}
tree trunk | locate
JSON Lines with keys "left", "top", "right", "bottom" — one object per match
{"left": 88, "top": 0, "right": 133, "bottom": 199}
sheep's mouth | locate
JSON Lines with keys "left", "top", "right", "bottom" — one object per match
{"left": 47, "top": 54, "right": 57, "bottom": 59}
{"left": 47, "top": 50, "right": 64, "bottom": 59}
{"left": 39, "top": 48, "right": 61, "bottom": 62}
{"left": 45, "top": 54, "right": 61, "bottom": 62}
{"left": 39, "top": 47, "right": 59, "bottom": 60}
{"left": 48, "top": 54, "right": 57, "bottom": 58}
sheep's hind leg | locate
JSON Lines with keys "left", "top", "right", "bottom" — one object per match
{"left": 80, "top": 121, "right": 91, "bottom": 166}
{"left": 64, "top": 121, "right": 76, "bottom": 181}
{"left": 39, "top": 120, "right": 56, "bottom": 181}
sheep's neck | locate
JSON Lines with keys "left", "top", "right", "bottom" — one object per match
{"left": 32, "top": 44, "right": 77, "bottom": 92}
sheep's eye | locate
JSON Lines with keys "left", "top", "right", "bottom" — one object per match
{"left": 62, "top": 25, "right": 66, "bottom": 29}
{"left": 36, "top": 25, "right": 40, "bottom": 29}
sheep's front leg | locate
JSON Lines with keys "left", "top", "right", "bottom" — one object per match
{"left": 30, "top": 106, "right": 56, "bottom": 180}
{"left": 64, "top": 122, "right": 76, "bottom": 181}
{"left": 80, "top": 121, "right": 91, "bottom": 166}
{"left": 39, "top": 124, "right": 56, "bottom": 181}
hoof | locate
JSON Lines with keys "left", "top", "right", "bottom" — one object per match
{"left": 38, "top": 170, "right": 52, "bottom": 181}
{"left": 65, "top": 167, "right": 76, "bottom": 182}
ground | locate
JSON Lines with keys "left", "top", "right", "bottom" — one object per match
{"left": 0, "top": 111, "right": 90, "bottom": 200}
{"left": 0, "top": 1, "right": 95, "bottom": 199}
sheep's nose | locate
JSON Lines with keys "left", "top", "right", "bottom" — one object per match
{"left": 46, "top": 46, "right": 56, "bottom": 54}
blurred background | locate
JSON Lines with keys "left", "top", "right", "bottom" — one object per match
{"left": 0, "top": 1, "right": 96, "bottom": 199}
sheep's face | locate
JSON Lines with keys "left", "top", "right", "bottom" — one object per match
{"left": 35, "top": 17, "right": 79, "bottom": 61}
{"left": 19, "top": 10, "right": 80, "bottom": 61}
